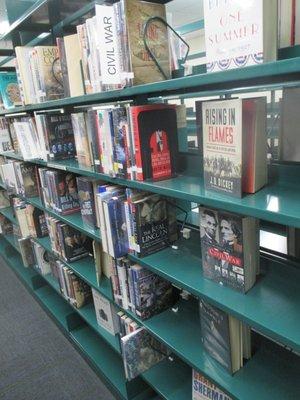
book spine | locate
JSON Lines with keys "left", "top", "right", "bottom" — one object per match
{"left": 111, "top": 258, "right": 122, "bottom": 306}
{"left": 131, "top": 267, "right": 141, "bottom": 308}
{"left": 129, "top": 108, "right": 143, "bottom": 180}
{"left": 103, "top": 200, "right": 115, "bottom": 258}
{"left": 56, "top": 37, "right": 70, "bottom": 97}
{"left": 117, "top": 259, "right": 129, "bottom": 310}
{"left": 97, "top": 193, "right": 108, "bottom": 253}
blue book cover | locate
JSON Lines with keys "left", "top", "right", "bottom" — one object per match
{"left": 0, "top": 73, "right": 22, "bottom": 109}
{"left": 107, "top": 195, "right": 128, "bottom": 258}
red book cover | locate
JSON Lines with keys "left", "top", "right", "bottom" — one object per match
{"left": 129, "top": 104, "right": 178, "bottom": 181}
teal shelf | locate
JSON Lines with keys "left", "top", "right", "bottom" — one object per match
{"left": 3, "top": 56, "right": 300, "bottom": 116}
{"left": 3, "top": 152, "right": 300, "bottom": 229}
{"left": 33, "top": 236, "right": 113, "bottom": 302}
{"left": 0, "top": 206, "right": 17, "bottom": 224}
{"left": 141, "top": 358, "right": 192, "bottom": 400}
{"left": 70, "top": 325, "right": 129, "bottom": 399}
{"left": 28, "top": 196, "right": 100, "bottom": 241}
{"left": 130, "top": 232, "right": 300, "bottom": 353}
{"left": 142, "top": 300, "right": 300, "bottom": 400}
{"left": 3, "top": 233, "right": 20, "bottom": 252}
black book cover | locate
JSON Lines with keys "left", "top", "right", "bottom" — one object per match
{"left": 134, "top": 194, "right": 169, "bottom": 257}
{"left": 44, "top": 114, "right": 76, "bottom": 160}
{"left": 138, "top": 108, "right": 178, "bottom": 181}
{"left": 20, "top": 164, "right": 39, "bottom": 198}
{"left": 33, "top": 208, "right": 48, "bottom": 238}
{"left": 60, "top": 224, "right": 92, "bottom": 262}
{"left": 200, "top": 207, "right": 246, "bottom": 292}
{"left": 77, "top": 176, "right": 97, "bottom": 228}
{"left": 199, "top": 299, "right": 232, "bottom": 373}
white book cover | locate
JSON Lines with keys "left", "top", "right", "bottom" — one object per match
{"left": 2, "top": 163, "right": 18, "bottom": 192}
{"left": 0, "top": 117, "right": 12, "bottom": 153}
{"left": 15, "top": 46, "right": 36, "bottom": 105}
{"left": 92, "top": 288, "right": 119, "bottom": 334}
{"left": 96, "top": 5, "right": 122, "bottom": 85}
{"left": 204, "top": 0, "right": 276, "bottom": 72}
{"left": 13, "top": 121, "right": 40, "bottom": 160}
{"left": 192, "top": 370, "right": 232, "bottom": 400}
{"left": 202, "top": 99, "right": 242, "bottom": 197}
{"left": 278, "top": 0, "right": 294, "bottom": 48}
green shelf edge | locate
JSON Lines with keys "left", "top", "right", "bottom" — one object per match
{"left": 129, "top": 232, "right": 300, "bottom": 353}
{"left": 0, "top": 206, "right": 18, "bottom": 224}
{"left": 2, "top": 56, "right": 300, "bottom": 115}
{"left": 2, "top": 152, "right": 300, "bottom": 229}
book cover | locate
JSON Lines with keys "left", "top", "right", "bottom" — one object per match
{"left": 0, "top": 117, "right": 13, "bottom": 153}
{"left": 202, "top": 99, "right": 242, "bottom": 197}
{"left": 35, "top": 46, "right": 64, "bottom": 101}
{"left": 54, "top": 171, "right": 80, "bottom": 215}
{"left": 85, "top": 109, "right": 101, "bottom": 170}
{"left": 130, "top": 104, "right": 178, "bottom": 181}
{"left": 203, "top": 0, "right": 277, "bottom": 73}
{"left": 131, "top": 264, "right": 173, "bottom": 320}
{"left": 71, "top": 273, "right": 92, "bottom": 308}
{"left": 121, "top": 327, "right": 167, "bottom": 380}
{"left": 199, "top": 299, "right": 232, "bottom": 373}
{"left": 123, "top": 0, "right": 171, "bottom": 85}
{"left": 111, "top": 108, "right": 129, "bottom": 178}
{"left": 15, "top": 46, "right": 36, "bottom": 105}
{"left": 106, "top": 195, "right": 129, "bottom": 258}
{"left": 32, "top": 242, "right": 52, "bottom": 275}
{"left": 13, "top": 120, "right": 41, "bottom": 160}
{"left": 19, "top": 238, "right": 35, "bottom": 268}
{"left": 0, "top": 215, "right": 12, "bottom": 234}
{"left": 92, "top": 288, "right": 119, "bottom": 335}
{"left": 71, "top": 112, "right": 92, "bottom": 167}
{"left": 25, "top": 205, "right": 48, "bottom": 238}
{"left": 0, "top": 190, "right": 10, "bottom": 208}
{"left": 56, "top": 37, "right": 70, "bottom": 97}
{"left": 64, "top": 34, "right": 85, "bottom": 97}
{"left": 60, "top": 224, "right": 91, "bottom": 262}
{"left": 281, "top": 87, "right": 300, "bottom": 161}
{"left": 43, "top": 114, "right": 76, "bottom": 160}
{"left": 14, "top": 163, "right": 39, "bottom": 198}
{"left": 134, "top": 194, "right": 169, "bottom": 257}
{"left": 192, "top": 370, "right": 232, "bottom": 400}
{"left": 0, "top": 72, "right": 22, "bottom": 109}
{"left": 200, "top": 207, "right": 246, "bottom": 293}
{"left": 77, "top": 176, "right": 97, "bottom": 228}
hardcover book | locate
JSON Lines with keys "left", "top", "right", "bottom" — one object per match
{"left": 59, "top": 224, "right": 92, "bottom": 262}
{"left": 77, "top": 176, "right": 97, "bottom": 228}
{"left": 64, "top": 34, "right": 85, "bottom": 97}
{"left": 0, "top": 117, "right": 13, "bottom": 153}
{"left": 34, "top": 46, "right": 64, "bottom": 102}
{"left": 19, "top": 238, "right": 35, "bottom": 268}
{"left": 129, "top": 105, "right": 178, "bottom": 181}
{"left": 92, "top": 288, "right": 119, "bottom": 335}
{"left": 199, "top": 206, "right": 259, "bottom": 293}
{"left": 14, "top": 163, "right": 39, "bottom": 198}
{"left": 56, "top": 37, "right": 70, "bottom": 97}
{"left": 0, "top": 72, "right": 22, "bottom": 109}
{"left": 134, "top": 194, "right": 169, "bottom": 257}
{"left": 32, "top": 241, "right": 52, "bottom": 275}
{"left": 123, "top": 0, "right": 171, "bottom": 85}
{"left": 193, "top": 370, "right": 232, "bottom": 400}
{"left": 110, "top": 108, "right": 129, "bottom": 178}
{"left": 53, "top": 171, "right": 80, "bottom": 215}
{"left": 15, "top": 46, "right": 36, "bottom": 105}
{"left": 41, "top": 114, "right": 76, "bottom": 160}
{"left": 71, "top": 113, "right": 92, "bottom": 167}
{"left": 199, "top": 299, "right": 251, "bottom": 374}
{"left": 203, "top": 0, "right": 277, "bottom": 73}
{"left": 25, "top": 205, "right": 48, "bottom": 238}
{"left": 200, "top": 97, "right": 267, "bottom": 197}
{"left": 121, "top": 327, "right": 168, "bottom": 380}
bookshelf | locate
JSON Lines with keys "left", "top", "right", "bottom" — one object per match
{"left": 0, "top": 2, "right": 300, "bottom": 400}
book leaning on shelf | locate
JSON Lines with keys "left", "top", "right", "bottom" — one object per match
{"left": 199, "top": 206, "right": 259, "bottom": 293}
{"left": 203, "top": 0, "right": 277, "bottom": 73}
{"left": 0, "top": 117, "right": 13, "bottom": 153}
{"left": 32, "top": 241, "right": 53, "bottom": 275}
{"left": 0, "top": 72, "right": 22, "bottom": 109}
{"left": 199, "top": 299, "right": 251, "bottom": 374}
{"left": 92, "top": 288, "right": 120, "bottom": 335}
{"left": 198, "top": 97, "right": 267, "bottom": 198}
{"left": 192, "top": 370, "right": 232, "bottom": 400}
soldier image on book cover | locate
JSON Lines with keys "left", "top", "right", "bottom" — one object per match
{"left": 200, "top": 207, "right": 245, "bottom": 292}
{"left": 202, "top": 99, "right": 242, "bottom": 197}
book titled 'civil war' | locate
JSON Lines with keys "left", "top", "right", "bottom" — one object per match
{"left": 192, "top": 370, "right": 232, "bottom": 400}
{"left": 199, "top": 206, "right": 259, "bottom": 293}
{"left": 199, "top": 299, "right": 251, "bottom": 374}
{"left": 200, "top": 98, "right": 267, "bottom": 197}
{"left": 129, "top": 105, "right": 179, "bottom": 181}
{"left": 203, "top": 0, "right": 277, "bottom": 73}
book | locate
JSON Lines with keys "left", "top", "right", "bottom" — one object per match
{"left": 56, "top": 37, "right": 70, "bottom": 97}
{"left": 77, "top": 176, "right": 97, "bottom": 228}
{"left": 129, "top": 105, "right": 178, "bottom": 181}
{"left": 92, "top": 288, "right": 119, "bottom": 335}
{"left": 32, "top": 241, "right": 52, "bottom": 275}
{"left": 0, "top": 215, "right": 12, "bottom": 234}
{"left": 14, "top": 163, "right": 39, "bottom": 198}
{"left": 280, "top": 87, "right": 300, "bottom": 161}
{"left": 64, "top": 34, "right": 85, "bottom": 97}
{"left": 13, "top": 119, "right": 41, "bottom": 160}
{"left": 110, "top": 108, "right": 130, "bottom": 178}
{"left": 59, "top": 224, "right": 92, "bottom": 262}
{"left": 71, "top": 113, "right": 92, "bottom": 167}
{"left": 192, "top": 370, "right": 232, "bottom": 400}
{"left": 295, "top": 0, "right": 300, "bottom": 44}
{"left": 0, "top": 117, "right": 13, "bottom": 153}
{"left": 287, "top": 226, "right": 300, "bottom": 258}
{"left": 15, "top": 206, "right": 31, "bottom": 238}
{"left": 121, "top": 327, "right": 168, "bottom": 380}
{"left": 38, "top": 113, "right": 76, "bottom": 161}
{"left": 15, "top": 46, "right": 36, "bottom": 105}
{"left": 123, "top": 0, "right": 171, "bottom": 85}
{"left": 203, "top": 0, "right": 277, "bottom": 73}
{"left": 278, "top": 0, "right": 295, "bottom": 48}
{"left": 133, "top": 194, "right": 169, "bottom": 257}
{"left": 34, "top": 46, "right": 64, "bottom": 102}
{"left": 25, "top": 205, "right": 48, "bottom": 238}
{"left": 0, "top": 190, "right": 10, "bottom": 208}
{"left": 199, "top": 206, "right": 259, "bottom": 293}
{"left": 19, "top": 238, "right": 35, "bottom": 268}
{"left": 0, "top": 72, "right": 22, "bottom": 109}
{"left": 200, "top": 97, "right": 267, "bottom": 197}
{"left": 199, "top": 299, "right": 251, "bottom": 374}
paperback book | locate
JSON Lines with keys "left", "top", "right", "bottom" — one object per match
{"left": 199, "top": 206, "right": 259, "bottom": 293}
{"left": 77, "top": 176, "right": 97, "bottom": 228}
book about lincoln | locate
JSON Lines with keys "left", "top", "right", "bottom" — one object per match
{"left": 201, "top": 99, "right": 242, "bottom": 197}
